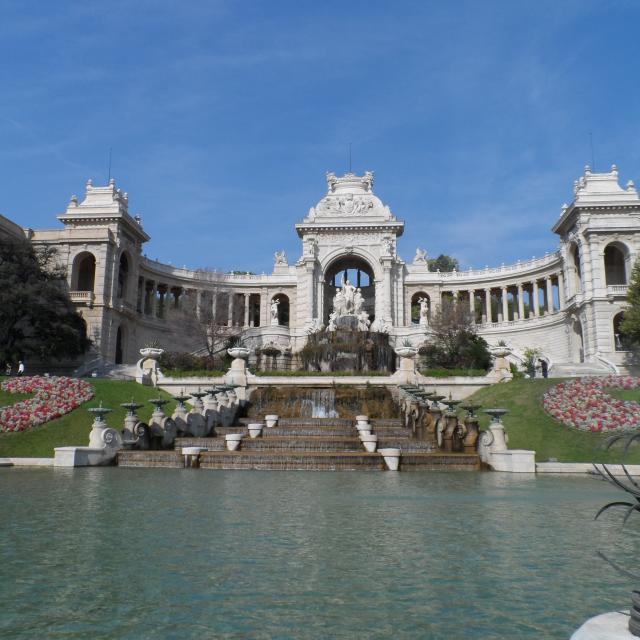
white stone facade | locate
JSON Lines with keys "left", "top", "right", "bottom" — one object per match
{"left": 6, "top": 166, "right": 640, "bottom": 372}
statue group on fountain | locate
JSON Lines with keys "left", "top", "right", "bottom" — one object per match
{"left": 327, "top": 275, "right": 370, "bottom": 331}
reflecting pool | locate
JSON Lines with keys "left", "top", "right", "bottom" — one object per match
{"left": 0, "top": 469, "right": 635, "bottom": 639}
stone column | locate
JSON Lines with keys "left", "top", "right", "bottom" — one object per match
{"left": 533, "top": 281, "right": 539, "bottom": 316}
{"left": 306, "top": 263, "right": 315, "bottom": 323}
{"left": 546, "top": 277, "right": 554, "bottom": 313}
{"left": 243, "top": 293, "right": 250, "bottom": 327}
{"left": 517, "top": 283, "right": 524, "bottom": 321}
{"left": 484, "top": 288, "right": 491, "bottom": 323}
{"left": 227, "top": 291, "right": 233, "bottom": 326}
{"left": 260, "top": 287, "right": 268, "bottom": 327}
{"left": 468, "top": 290, "right": 475, "bottom": 322}
{"left": 211, "top": 293, "right": 217, "bottom": 324}
{"left": 196, "top": 289, "right": 202, "bottom": 319}
{"left": 318, "top": 279, "right": 325, "bottom": 324}
{"left": 382, "top": 264, "right": 393, "bottom": 323}
{"left": 501, "top": 286, "right": 508, "bottom": 322}
{"left": 557, "top": 272, "right": 565, "bottom": 309}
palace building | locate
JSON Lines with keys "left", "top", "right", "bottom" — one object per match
{"left": 2, "top": 166, "right": 638, "bottom": 374}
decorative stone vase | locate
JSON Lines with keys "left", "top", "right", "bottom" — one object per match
{"left": 394, "top": 347, "right": 418, "bottom": 359}
{"left": 358, "top": 429, "right": 372, "bottom": 439}
{"left": 265, "top": 414, "right": 278, "bottom": 428}
{"left": 379, "top": 448, "right": 401, "bottom": 471}
{"left": 247, "top": 423, "right": 264, "bottom": 438}
{"left": 491, "top": 346, "right": 511, "bottom": 358}
{"left": 355, "top": 415, "right": 369, "bottom": 429}
{"left": 140, "top": 347, "right": 164, "bottom": 359}
{"left": 360, "top": 434, "right": 378, "bottom": 453}
{"left": 225, "top": 433, "right": 243, "bottom": 451}
{"left": 227, "top": 347, "right": 250, "bottom": 359}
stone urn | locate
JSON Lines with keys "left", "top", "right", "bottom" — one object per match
{"left": 265, "top": 414, "right": 278, "bottom": 428}
{"left": 247, "top": 422, "right": 264, "bottom": 438}
{"left": 227, "top": 347, "right": 250, "bottom": 360}
{"left": 140, "top": 347, "right": 164, "bottom": 359}
{"left": 225, "top": 433, "right": 243, "bottom": 451}
{"left": 491, "top": 345, "right": 511, "bottom": 358}
{"left": 379, "top": 448, "right": 401, "bottom": 471}
{"left": 394, "top": 347, "right": 418, "bottom": 359}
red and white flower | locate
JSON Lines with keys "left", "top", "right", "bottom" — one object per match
{"left": 543, "top": 376, "right": 640, "bottom": 433}
{"left": 0, "top": 376, "right": 93, "bottom": 433}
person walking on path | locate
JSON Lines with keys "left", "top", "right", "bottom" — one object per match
{"left": 17, "top": 361, "right": 24, "bottom": 376}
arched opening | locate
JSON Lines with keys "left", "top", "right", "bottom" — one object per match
{"left": 613, "top": 312, "right": 630, "bottom": 351}
{"left": 604, "top": 243, "right": 628, "bottom": 285}
{"left": 272, "top": 294, "right": 290, "bottom": 326}
{"left": 73, "top": 252, "right": 96, "bottom": 292}
{"left": 323, "top": 255, "right": 375, "bottom": 324}
{"left": 115, "top": 325, "right": 125, "bottom": 364}
{"left": 117, "top": 253, "right": 129, "bottom": 299}
{"left": 249, "top": 293, "right": 261, "bottom": 327}
{"left": 569, "top": 244, "right": 582, "bottom": 294}
{"left": 410, "top": 292, "right": 430, "bottom": 324}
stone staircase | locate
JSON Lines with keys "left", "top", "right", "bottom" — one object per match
{"left": 549, "top": 360, "right": 615, "bottom": 378}
{"left": 117, "top": 416, "right": 480, "bottom": 471}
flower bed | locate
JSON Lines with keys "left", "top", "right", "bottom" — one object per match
{"left": 0, "top": 376, "right": 94, "bottom": 433}
{"left": 543, "top": 376, "right": 640, "bottom": 433}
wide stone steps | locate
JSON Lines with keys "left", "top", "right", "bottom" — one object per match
{"left": 117, "top": 416, "right": 480, "bottom": 471}
{"left": 117, "top": 449, "right": 480, "bottom": 471}
{"left": 175, "top": 436, "right": 436, "bottom": 452}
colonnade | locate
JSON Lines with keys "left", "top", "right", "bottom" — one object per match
{"left": 136, "top": 278, "right": 264, "bottom": 328}
{"left": 438, "top": 272, "right": 565, "bottom": 324}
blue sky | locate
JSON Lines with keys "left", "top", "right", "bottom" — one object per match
{"left": 2, "top": 1, "right": 640, "bottom": 272}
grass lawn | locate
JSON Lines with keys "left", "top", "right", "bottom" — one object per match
{"left": 0, "top": 388, "right": 32, "bottom": 406}
{"left": 0, "top": 379, "right": 176, "bottom": 458}
{"left": 468, "top": 378, "right": 640, "bottom": 463}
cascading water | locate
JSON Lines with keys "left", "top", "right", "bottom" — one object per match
{"left": 301, "top": 389, "right": 339, "bottom": 418}
{"left": 247, "top": 385, "right": 397, "bottom": 419}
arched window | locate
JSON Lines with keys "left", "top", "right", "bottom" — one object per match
{"left": 604, "top": 243, "right": 628, "bottom": 285}
{"left": 117, "top": 253, "right": 129, "bottom": 299}
{"left": 115, "top": 325, "right": 125, "bottom": 364}
{"left": 410, "top": 292, "right": 430, "bottom": 324}
{"left": 613, "top": 312, "right": 630, "bottom": 351}
{"left": 73, "top": 252, "right": 96, "bottom": 292}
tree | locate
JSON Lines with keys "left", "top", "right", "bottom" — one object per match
{"left": 620, "top": 257, "right": 640, "bottom": 348}
{"left": 420, "top": 299, "right": 492, "bottom": 370}
{"left": 163, "top": 273, "right": 245, "bottom": 364}
{"left": 428, "top": 254, "right": 460, "bottom": 272}
{"left": 0, "top": 238, "right": 90, "bottom": 364}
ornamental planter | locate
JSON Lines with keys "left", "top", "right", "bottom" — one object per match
{"left": 394, "top": 347, "right": 418, "bottom": 358}
{"left": 140, "top": 347, "right": 164, "bottom": 359}
{"left": 265, "top": 414, "right": 278, "bottom": 428}
{"left": 360, "top": 433, "right": 378, "bottom": 453}
{"left": 247, "top": 423, "right": 264, "bottom": 438}
{"left": 227, "top": 347, "right": 250, "bottom": 359}
{"left": 379, "top": 448, "right": 401, "bottom": 471}
{"left": 225, "top": 433, "right": 243, "bottom": 451}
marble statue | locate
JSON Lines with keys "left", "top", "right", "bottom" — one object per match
{"left": 270, "top": 299, "right": 280, "bottom": 326}
{"left": 418, "top": 297, "right": 429, "bottom": 327}
{"left": 274, "top": 250, "right": 288, "bottom": 266}
{"left": 413, "top": 247, "right": 428, "bottom": 265}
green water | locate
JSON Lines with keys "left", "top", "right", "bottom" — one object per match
{"left": 0, "top": 469, "right": 635, "bottom": 639}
